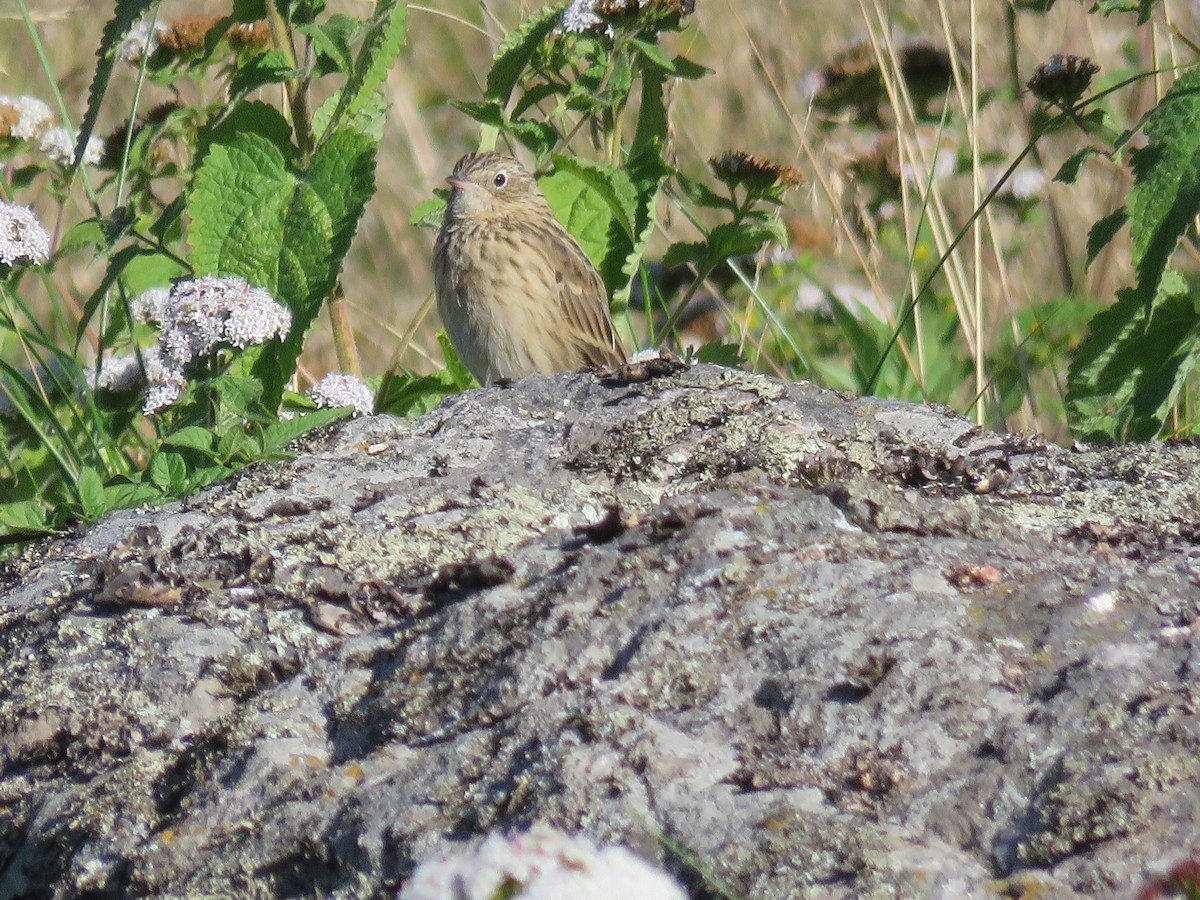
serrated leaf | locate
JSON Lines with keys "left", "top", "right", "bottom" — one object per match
{"left": 451, "top": 99, "right": 507, "bottom": 128}
{"left": 76, "top": 0, "right": 159, "bottom": 172}
{"left": 188, "top": 127, "right": 377, "bottom": 406}
{"left": 662, "top": 241, "right": 706, "bottom": 268}
{"left": 1066, "top": 272, "right": 1197, "bottom": 441}
{"left": 196, "top": 100, "right": 296, "bottom": 166}
{"left": 437, "top": 330, "right": 476, "bottom": 388}
{"left": 694, "top": 342, "right": 746, "bottom": 367}
{"left": 1086, "top": 209, "right": 1127, "bottom": 267}
{"left": 313, "top": 88, "right": 388, "bottom": 141}
{"left": 316, "top": 0, "right": 406, "bottom": 139}
{"left": 485, "top": 3, "right": 565, "bottom": 104}
{"left": 1055, "top": 147, "right": 1098, "bottom": 184}
{"left": 299, "top": 18, "right": 355, "bottom": 71}
{"left": 1128, "top": 69, "right": 1200, "bottom": 314}
{"left": 507, "top": 118, "right": 560, "bottom": 160}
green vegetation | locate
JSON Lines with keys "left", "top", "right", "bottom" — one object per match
{"left": 2, "top": 0, "right": 1200, "bottom": 546}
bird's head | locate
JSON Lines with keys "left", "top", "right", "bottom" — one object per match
{"left": 444, "top": 152, "right": 543, "bottom": 222}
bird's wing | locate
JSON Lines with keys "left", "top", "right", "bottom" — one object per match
{"left": 535, "top": 219, "right": 627, "bottom": 366}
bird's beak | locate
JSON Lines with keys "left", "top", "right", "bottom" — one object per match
{"left": 447, "top": 175, "right": 471, "bottom": 191}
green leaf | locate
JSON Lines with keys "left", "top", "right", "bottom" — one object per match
{"left": 313, "top": 88, "right": 388, "bottom": 141}
{"left": 209, "top": 375, "right": 267, "bottom": 420}
{"left": 347, "top": 0, "right": 407, "bottom": 118}
{"left": 377, "top": 367, "right": 462, "bottom": 416}
{"left": 550, "top": 155, "right": 637, "bottom": 238}
{"left": 298, "top": 18, "right": 355, "bottom": 71}
{"left": 411, "top": 196, "right": 446, "bottom": 228}
{"left": 315, "top": 0, "right": 407, "bottom": 139}
{"left": 1094, "top": 0, "right": 1160, "bottom": 22}
{"left": 507, "top": 118, "right": 560, "bottom": 160}
{"left": 101, "top": 481, "right": 162, "bottom": 511}
{"left": 149, "top": 452, "right": 188, "bottom": 491}
{"left": 197, "top": 100, "right": 296, "bottom": 164}
{"left": 57, "top": 219, "right": 108, "bottom": 257}
{"left": 662, "top": 241, "right": 706, "bottom": 268}
{"left": 77, "top": 467, "right": 108, "bottom": 521}
{"left": 162, "top": 425, "right": 217, "bottom": 453}
{"left": 229, "top": 49, "right": 296, "bottom": 97}
{"left": 0, "top": 500, "right": 55, "bottom": 541}
{"left": 1055, "top": 147, "right": 1098, "bottom": 184}
{"left": 188, "top": 126, "right": 377, "bottom": 406}
{"left": 1066, "top": 272, "right": 1199, "bottom": 440}
{"left": 1086, "top": 209, "right": 1127, "bottom": 268}
{"left": 261, "top": 406, "right": 348, "bottom": 453}
{"left": 694, "top": 342, "right": 746, "bottom": 367}
{"left": 437, "top": 330, "right": 476, "bottom": 389}
{"left": 485, "top": 3, "right": 565, "bottom": 104}
{"left": 1127, "top": 69, "right": 1200, "bottom": 315}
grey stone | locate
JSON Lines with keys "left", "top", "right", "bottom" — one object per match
{"left": 2, "top": 363, "right": 1199, "bottom": 898}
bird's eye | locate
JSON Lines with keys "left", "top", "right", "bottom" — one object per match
{"left": 493, "top": 171, "right": 507, "bottom": 188}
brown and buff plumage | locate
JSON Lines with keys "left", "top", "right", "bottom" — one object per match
{"left": 433, "top": 152, "right": 627, "bottom": 385}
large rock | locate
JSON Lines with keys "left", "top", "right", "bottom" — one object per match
{"left": 1, "top": 364, "right": 1198, "bottom": 897}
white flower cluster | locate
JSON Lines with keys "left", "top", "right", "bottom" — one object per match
{"left": 135, "top": 275, "right": 291, "bottom": 368}
{"left": 119, "top": 17, "right": 166, "bottom": 63}
{"left": 398, "top": 825, "right": 685, "bottom": 900}
{"left": 90, "top": 277, "right": 290, "bottom": 415}
{"left": 39, "top": 127, "right": 104, "bottom": 168}
{"left": 1, "top": 94, "right": 104, "bottom": 168}
{"left": 0, "top": 95, "right": 53, "bottom": 141}
{"left": 306, "top": 373, "right": 375, "bottom": 416}
{"left": 0, "top": 201, "right": 51, "bottom": 267}
{"left": 560, "top": 0, "right": 607, "bottom": 33}
{"left": 559, "top": 0, "right": 669, "bottom": 33}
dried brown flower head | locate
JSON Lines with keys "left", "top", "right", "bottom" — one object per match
{"left": 230, "top": 20, "right": 272, "bottom": 50}
{"left": 0, "top": 105, "right": 19, "bottom": 139}
{"left": 811, "top": 40, "right": 950, "bottom": 118}
{"left": 899, "top": 40, "right": 952, "bottom": 100}
{"left": 709, "top": 151, "right": 803, "bottom": 191}
{"left": 1027, "top": 54, "right": 1099, "bottom": 107}
{"left": 99, "top": 102, "right": 182, "bottom": 170}
{"left": 159, "top": 15, "right": 224, "bottom": 54}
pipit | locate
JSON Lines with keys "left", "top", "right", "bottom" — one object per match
{"left": 433, "top": 152, "right": 627, "bottom": 384}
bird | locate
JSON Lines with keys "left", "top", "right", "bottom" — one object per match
{"left": 433, "top": 151, "right": 627, "bottom": 385}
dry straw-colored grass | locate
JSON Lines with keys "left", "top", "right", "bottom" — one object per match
{"left": 2, "top": 0, "right": 1191, "bottom": 433}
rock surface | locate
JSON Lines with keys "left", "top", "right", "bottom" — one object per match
{"left": 2, "top": 363, "right": 1200, "bottom": 898}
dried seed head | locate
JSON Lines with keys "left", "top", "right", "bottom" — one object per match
{"left": 709, "top": 151, "right": 803, "bottom": 191}
{"left": 159, "top": 15, "right": 225, "bottom": 54}
{"left": 230, "top": 20, "right": 273, "bottom": 50}
{"left": 1027, "top": 54, "right": 1099, "bottom": 107}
